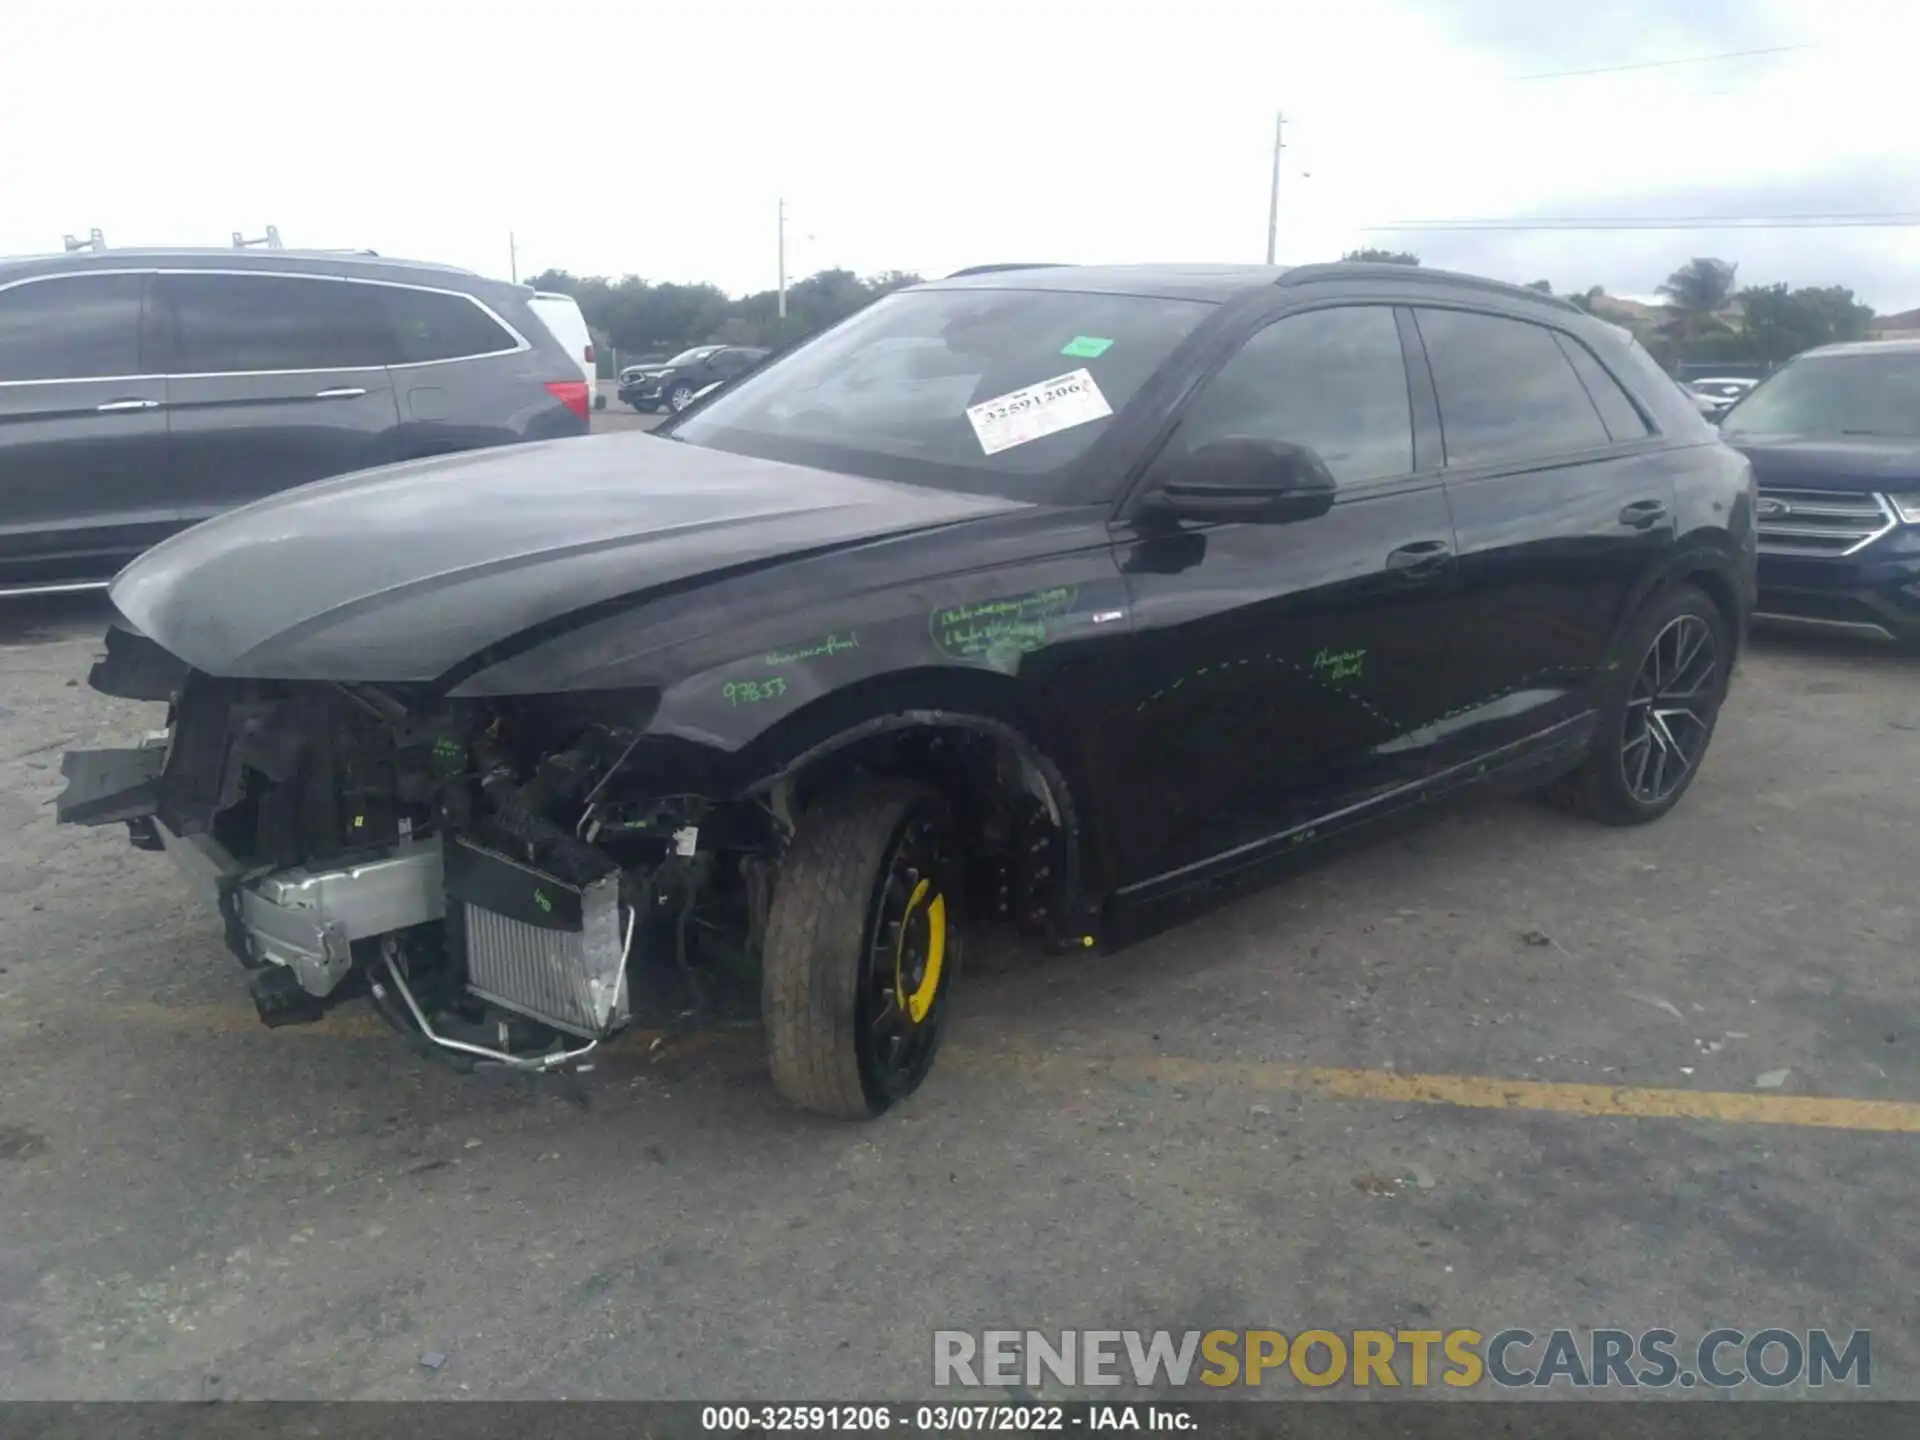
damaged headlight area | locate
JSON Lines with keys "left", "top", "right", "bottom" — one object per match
{"left": 59, "top": 628, "right": 780, "bottom": 1071}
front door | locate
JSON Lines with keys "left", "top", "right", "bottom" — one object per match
{"left": 1109, "top": 303, "right": 1463, "bottom": 889}
{"left": 0, "top": 270, "right": 171, "bottom": 588}
{"left": 1408, "top": 305, "right": 1678, "bottom": 759}
{"left": 155, "top": 271, "right": 403, "bottom": 526}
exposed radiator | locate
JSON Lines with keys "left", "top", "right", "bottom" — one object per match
{"left": 446, "top": 840, "right": 628, "bottom": 1038}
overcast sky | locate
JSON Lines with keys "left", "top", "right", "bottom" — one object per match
{"left": 4, "top": 0, "right": 1912, "bottom": 307}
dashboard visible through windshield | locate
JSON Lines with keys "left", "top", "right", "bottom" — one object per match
{"left": 1720, "top": 353, "right": 1920, "bottom": 440}
{"left": 667, "top": 287, "right": 1214, "bottom": 497}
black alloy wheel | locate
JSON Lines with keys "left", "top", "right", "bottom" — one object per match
{"left": 1543, "top": 583, "right": 1729, "bottom": 826}
{"left": 1621, "top": 612, "right": 1718, "bottom": 806}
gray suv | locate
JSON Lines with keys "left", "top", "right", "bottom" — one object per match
{"left": 0, "top": 248, "right": 591, "bottom": 597}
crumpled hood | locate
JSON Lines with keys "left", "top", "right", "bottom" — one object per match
{"left": 110, "top": 433, "right": 1026, "bottom": 683}
{"left": 1721, "top": 433, "right": 1920, "bottom": 493}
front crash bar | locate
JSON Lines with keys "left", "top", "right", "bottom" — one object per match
{"left": 153, "top": 820, "right": 444, "bottom": 997}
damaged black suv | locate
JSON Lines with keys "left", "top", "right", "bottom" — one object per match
{"left": 59, "top": 262, "right": 1757, "bottom": 1118}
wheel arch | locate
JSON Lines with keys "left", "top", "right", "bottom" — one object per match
{"left": 1679, "top": 563, "right": 1746, "bottom": 663}
{"left": 721, "top": 669, "right": 1105, "bottom": 935}
{"left": 1610, "top": 541, "right": 1751, "bottom": 668}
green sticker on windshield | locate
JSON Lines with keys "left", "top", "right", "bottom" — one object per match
{"left": 1060, "top": 335, "right": 1113, "bottom": 358}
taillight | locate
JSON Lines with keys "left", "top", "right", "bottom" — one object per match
{"left": 545, "top": 380, "right": 590, "bottom": 420}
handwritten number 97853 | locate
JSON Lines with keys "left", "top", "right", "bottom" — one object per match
{"left": 723, "top": 677, "right": 789, "bottom": 705}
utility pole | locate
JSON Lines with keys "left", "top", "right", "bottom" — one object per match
{"left": 1264, "top": 112, "right": 1285, "bottom": 265}
{"left": 509, "top": 231, "right": 519, "bottom": 284}
{"left": 777, "top": 198, "right": 787, "bottom": 320}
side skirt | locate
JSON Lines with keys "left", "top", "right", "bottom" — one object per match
{"left": 1103, "top": 710, "right": 1598, "bottom": 931}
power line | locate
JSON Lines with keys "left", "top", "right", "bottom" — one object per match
{"left": 1361, "top": 214, "right": 1920, "bottom": 233}
{"left": 1510, "top": 43, "right": 1818, "bottom": 82}
{"left": 1381, "top": 212, "right": 1920, "bottom": 223}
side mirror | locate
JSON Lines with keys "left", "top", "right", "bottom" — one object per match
{"left": 1142, "top": 437, "right": 1338, "bottom": 524}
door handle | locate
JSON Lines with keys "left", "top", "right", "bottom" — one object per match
{"left": 1384, "top": 539, "right": 1453, "bottom": 579}
{"left": 96, "top": 398, "right": 160, "bottom": 413}
{"left": 313, "top": 387, "right": 367, "bottom": 400}
{"left": 1619, "top": 499, "right": 1670, "bottom": 529}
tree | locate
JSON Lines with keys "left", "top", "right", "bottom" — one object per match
{"left": 1794, "top": 285, "right": 1874, "bottom": 345}
{"left": 1524, "top": 279, "right": 1554, "bottom": 293}
{"left": 1566, "top": 285, "right": 1606, "bottom": 315}
{"left": 1734, "top": 282, "right": 1874, "bottom": 365}
{"left": 528, "top": 265, "right": 926, "bottom": 356}
{"left": 1342, "top": 248, "right": 1420, "bottom": 265}
{"left": 1657, "top": 258, "right": 1738, "bottom": 349}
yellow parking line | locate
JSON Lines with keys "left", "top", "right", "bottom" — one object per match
{"left": 48, "top": 1002, "right": 1920, "bottom": 1132}
{"left": 969, "top": 1050, "right": 1920, "bottom": 1134}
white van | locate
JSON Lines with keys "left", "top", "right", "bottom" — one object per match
{"left": 526, "top": 291, "right": 602, "bottom": 410}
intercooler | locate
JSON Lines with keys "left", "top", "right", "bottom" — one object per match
{"left": 444, "top": 839, "right": 630, "bottom": 1038}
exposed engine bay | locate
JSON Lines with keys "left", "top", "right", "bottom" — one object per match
{"left": 59, "top": 626, "right": 1072, "bottom": 1073}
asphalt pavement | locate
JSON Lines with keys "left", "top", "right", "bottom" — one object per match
{"left": 1, "top": 588, "right": 1915, "bottom": 1401}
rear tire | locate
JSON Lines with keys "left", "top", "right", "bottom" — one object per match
{"left": 1544, "top": 584, "right": 1728, "bottom": 826}
{"left": 762, "top": 780, "right": 964, "bottom": 1119}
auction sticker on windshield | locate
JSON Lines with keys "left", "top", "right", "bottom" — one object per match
{"left": 966, "top": 369, "right": 1112, "bottom": 456}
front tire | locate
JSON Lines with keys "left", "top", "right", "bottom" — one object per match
{"left": 667, "top": 382, "right": 698, "bottom": 413}
{"left": 1547, "top": 583, "right": 1729, "bottom": 825}
{"left": 762, "top": 780, "right": 964, "bottom": 1119}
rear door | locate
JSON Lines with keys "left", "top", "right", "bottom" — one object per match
{"left": 1410, "top": 305, "right": 1672, "bottom": 756}
{"left": 156, "top": 271, "right": 403, "bottom": 524}
{"left": 1109, "top": 302, "right": 1464, "bottom": 887}
{"left": 0, "top": 270, "right": 171, "bottom": 588}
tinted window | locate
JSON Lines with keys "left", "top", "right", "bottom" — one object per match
{"left": 1554, "top": 333, "right": 1651, "bottom": 441}
{"left": 380, "top": 286, "right": 519, "bottom": 364}
{"left": 0, "top": 274, "right": 145, "bottom": 382}
{"left": 1720, "top": 353, "right": 1920, "bottom": 439}
{"left": 165, "top": 274, "right": 393, "bottom": 373}
{"left": 1414, "top": 308, "right": 1610, "bottom": 466}
{"left": 1173, "top": 306, "right": 1413, "bottom": 484}
{"left": 672, "top": 287, "right": 1213, "bottom": 497}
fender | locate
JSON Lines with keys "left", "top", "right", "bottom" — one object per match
{"left": 749, "top": 699, "right": 1097, "bottom": 923}
{"left": 701, "top": 666, "right": 1114, "bottom": 913}
{"left": 1606, "top": 533, "right": 1754, "bottom": 669}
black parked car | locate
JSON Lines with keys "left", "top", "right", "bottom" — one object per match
{"left": 0, "top": 248, "right": 590, "bottom": 597}
{"left": 618, "top": 344, "right": 769, "bottom": 413}
{"left": 1716, "top": 339, "right": 1920, "bottom": 642}
{"left": 58, "top": 262, "right": 1754, "bottom": 1119}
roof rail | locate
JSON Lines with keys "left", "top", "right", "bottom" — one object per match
{"left": 944, "top": 263, "right": 1069, "bottom": 278}
{"left": 63, "top": 229, "right": 107, "bottom": 252}
{"left": 232, "top": 226, "right": 285, "bottom": 250}
{"left": 1279, "top": 262, "right": 1583, "bottom": 314}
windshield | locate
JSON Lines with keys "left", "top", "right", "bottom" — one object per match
{"left": 663, "top": 346, "right": 721, "bottom": 367}
{"left": 1720, "top": 353, "right": 1920, "bottom": 439}
{"left": 668, "top": 287, "right": 1214, "bottom": 496}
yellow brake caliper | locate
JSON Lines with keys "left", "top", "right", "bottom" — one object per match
{"left": 894, "top": 877, "right": 947, "bottom": 1024}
